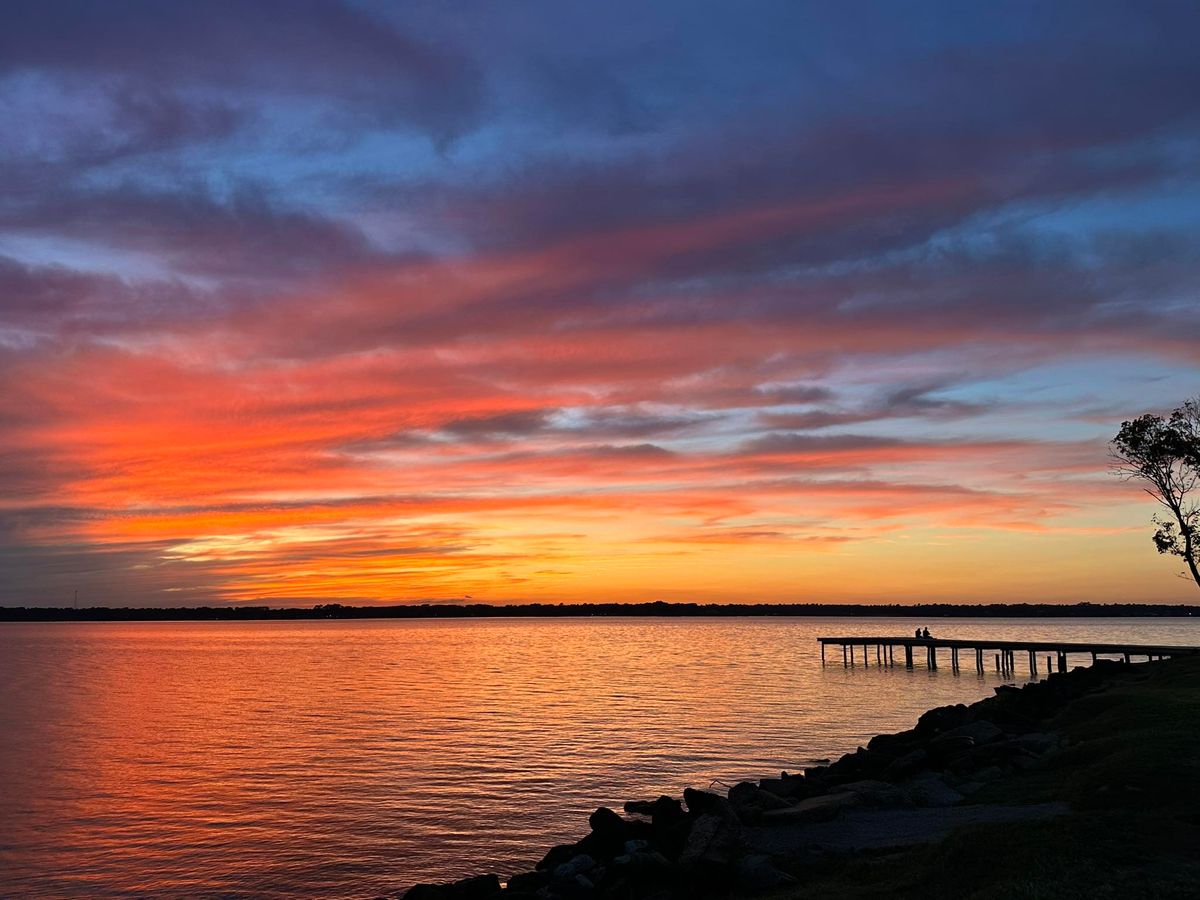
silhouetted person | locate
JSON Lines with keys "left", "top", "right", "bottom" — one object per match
{"left": 922, "top": 627, "right": 931, "bottom": 639}
{"left": 914, "top": 627, "right": 922, "bottom": 639}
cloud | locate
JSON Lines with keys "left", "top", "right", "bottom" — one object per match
{"left": 0, "top": 0, "right": 483, "bottom": 139}
{"left": 2, "top": 1, "right": 1199, "bottom": 604}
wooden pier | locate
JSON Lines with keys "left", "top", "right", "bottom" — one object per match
{"left": 818, "top": 635, "right": 1200, "bottom": 675}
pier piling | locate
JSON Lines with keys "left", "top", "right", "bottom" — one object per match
{"left": 819, "top": 636, "right": 1199, "bottom": 679}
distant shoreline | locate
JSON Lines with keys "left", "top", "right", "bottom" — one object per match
{"left": 1, "top": 601, "right": 1198, "bottom": 622}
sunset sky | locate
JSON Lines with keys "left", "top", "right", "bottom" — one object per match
{"left": 3, "top": 1, "right": 1199, "bottom": 607}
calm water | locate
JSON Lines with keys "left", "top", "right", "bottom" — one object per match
{"left": 2, "top": 616, "right": 1198, "bottom": 897}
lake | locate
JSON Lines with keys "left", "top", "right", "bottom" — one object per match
{"left": 2, "top": 616, "right": 1197, "bottom": 896}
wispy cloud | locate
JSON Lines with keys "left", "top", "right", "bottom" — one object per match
{"left": 2, "top": 1, "right": 1199, "bottom": 605}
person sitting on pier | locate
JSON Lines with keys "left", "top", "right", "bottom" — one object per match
{"left": 914, "top": 627, "right": 922, "bottom": 639}
{"left": 922, "top": 627, "right": 931, "bottom": 639}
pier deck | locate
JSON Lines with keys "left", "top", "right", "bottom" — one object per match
{"left": 818, "top": 635, "right": 1200, "bottom": 675}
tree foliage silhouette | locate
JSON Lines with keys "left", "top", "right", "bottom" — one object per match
{"left": 1111, "top": 397, "right": 1200, "bottom": 590}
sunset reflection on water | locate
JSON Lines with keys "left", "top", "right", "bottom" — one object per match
{"left": 2, "top": 616, "right": 1199, "bottom": 896}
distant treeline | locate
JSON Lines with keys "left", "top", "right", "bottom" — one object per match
{"left": 1, "top": 601, "right": 1197, "bottom": 622}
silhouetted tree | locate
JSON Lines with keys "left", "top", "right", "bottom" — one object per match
{"left": 1111, "top": 397, "right": 1200, "bottom": 590}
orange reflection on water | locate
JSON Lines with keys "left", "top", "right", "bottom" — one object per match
{"left": 4, "top": 616, "right": 1200, "bottom": 896}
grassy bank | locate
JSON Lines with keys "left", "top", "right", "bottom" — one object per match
{"left": 778, "top": 656, "right": 1200, "bottom": 899}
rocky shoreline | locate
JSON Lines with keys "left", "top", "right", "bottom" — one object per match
{"left": 397, "top": 660, "right": 1139, "bottom": 899}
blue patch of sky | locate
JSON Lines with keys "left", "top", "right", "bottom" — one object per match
{"left": 0, "top": 234, "right": 174, "bottom": 281}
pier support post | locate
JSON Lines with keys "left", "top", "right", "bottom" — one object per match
{"left": 1123, "top": 652, "right": 1131, "bottom": 664}
{"left": 995, "top": 653, "right": 1000, "bottom": 672}
{"left": 864, "top": 645, "right": 869, "bottom": 667}
{"left": 905, "top": 645, "right": 913, "bottom": 669}
{"left": 927, "top": 646, "right": 936, "bottom": 670}
{"left": 1058, "top": 652, "right": 1067, "bottom": 672}
{"left": 1029, "top": 650, "right": 1037, "bottom": 675}
{"left": 976, "top": 648, "right": 983, "bottom": 673}
{"left": 952, "top": 647, "right": 959, "bottom": 671}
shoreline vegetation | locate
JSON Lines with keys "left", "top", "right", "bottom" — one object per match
{"left": 400, "top": 655, "right": 1200, "bottom": 900}
{"left": 2, "top": 601, "right": 1198, "bottom": 622}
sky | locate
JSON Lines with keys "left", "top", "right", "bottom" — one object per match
{"left": 2, "top": 1, "right": 1199, "bottom": 607}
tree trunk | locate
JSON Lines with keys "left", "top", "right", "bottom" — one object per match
{"left": 1183, "top": 522, "right": 1200, "bottom": 590}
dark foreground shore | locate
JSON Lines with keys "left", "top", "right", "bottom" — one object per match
{"left": 398, "top": 655, "right": 1200, "bottom": 899}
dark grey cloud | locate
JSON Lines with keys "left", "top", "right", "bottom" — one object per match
{"left": 2, "top": 185, "right": 381, "bottom": 282}
{"left": 0, "top": 0, "right": 483, "bottom": 138}
{"left": 761, "top": 382, "right": 990, "bottom": 431}
{"left": 739, "top": 433, "right": 903, "bottom": 456}
{"left": 441, "top": 410, "right": 553, "bottom": 439}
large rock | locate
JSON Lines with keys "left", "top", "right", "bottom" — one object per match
{"left": 552, "top": 853, "right": 597, "bottom": 882}
{"left": 503, "top": 871, "right": 549, "bottom": 894}
{"left": 728, "top": 781, "right": 793, "bottom": 822}
{"left": 735, "top": 854, "right": 797, "bottom": 893}
{"left": 867, "top": 729, "right": 920, "bottom": 755}
{"left": 944, "top": 739, "right": 1028, "bottom": 777}
{"left": 880, "top": 747, "right": 929, "bottom": 782}
{"left": 1015, "top": 731, "right": 1057, "bottom": 753}
{"left": 536, "top": 843, "right": 579, "bottom": 872}
{"left": 903, "top": 772, "right": 964, "bottom": 808}
{"left": 942, "top": 719, "right": 1004, "bottom": 745}
{"left": 828, "top": 779, "right": 909, "bottom": 808}
{"left": 760, "top": 791, "right": 859, "bottom": 823}
{"left": 624, "top": 795, "right": 685, "bottom": 826}
{"left": 915, "top": 703, "right": 971, "bottom": 736}
{"left": 588, "top": 807, "right": 626, "bottom": 839}
{"left": 677, "top": 812, "right": 742, "bottom": 871}
{"left": 927, "top": 733, "right": 977, "bottom": 762}
{"left": 683, "top": 788, "right": 735, "bottom": 820}
{"left": 611, "top": 844, "right": 672, "bottom": 874}
{"left": 757, "top": 775, "right": 816, "bottom": 801}
{"left": 824, "top": 746, "right": 891, "bottom": 784}
{"left": 401, "top": 874, "right": 501, "bottom": 900}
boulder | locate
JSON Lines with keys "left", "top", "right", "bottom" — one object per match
{"left": 867, "top": 729, "right": 920, "bottom": 755}
{"left": 552, "top": 854, "right": 597, "bottom": 882}
{"left": 401, "top": 874, "right": 501, "bottom": 900}
{"left": 903, "top": 772, "right": 964, "bottom": 808}
{"left": 503, "top": 871, "right": 549, "bottom": 894}
{"left": 611, "top": 846, "right": 672, "bottom": 874}
{"left": 589, "top": 807, "right": 626, "bottom": 838}
{"left": 943, "top": 739, "right": 1027, "bottom": 777}
{"left": 941, "top": 719, "right": 1004, "bottom": 745}
{"left": 677, "top": 812, "right": 742, "bottom": 871}
{"left": 927, "top": 733, "right": 977, "bottom": 761}
{"left": 880, "top": 748, "right": 929, "bottom": 782}
{"left": 758, "top": 776, "right": 815, "bottom": 801}
{"left": 624, "top": 795, "right": 685, "bottom": 825}
{"left": 1015, "top": 731, "right": 1056, "bottom": 753}
{"left": 683, "top": 788, "right": 734, "bottom": 819}
{"left": 728, "top": 781, "right": 793, "bottom": 822}
{"left": 828, "top": 779, "right": 909, "bottom": 808}
{"left": 735, "top": 854, "right": 797, "bottom": 893}
{"left": 823, "top": 745, "right": 895, "bottom": 785}
{"left": 760, "top": 791, "right": 859, "bottom": 824}
{"left": 536, "top": 844, "right": 579, "bottom": 872}
{"left": 915, "top": 703, "right": 970, "bottom": 736}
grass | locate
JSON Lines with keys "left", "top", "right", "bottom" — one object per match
{"left": 770, "top": 655, "right": 1200, "bottom": 899}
